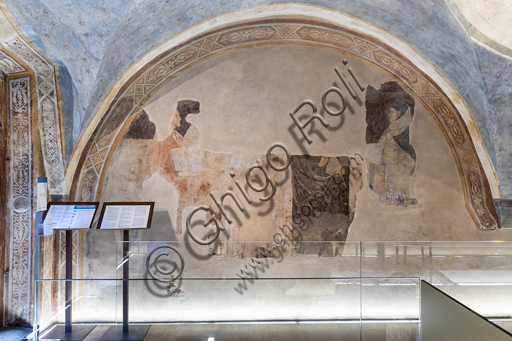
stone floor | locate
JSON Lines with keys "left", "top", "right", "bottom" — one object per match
{"left": 0, "top": 326, "right": 32, "bottom": 341}
{"left": 38, "top": 322, "right": 420, "bottom": 341}
{"left": 33, "top": 319, "right": 512, "bottom": 340}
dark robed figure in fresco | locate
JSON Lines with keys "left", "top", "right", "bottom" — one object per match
{"left": 365, "top": 81, "right": 417, "bottom": 206}
{"left": 291, "top": 155, "right": 350, "bottom": 218}
{"left": 288, "top": 155, "right": 357, "bottom": 256}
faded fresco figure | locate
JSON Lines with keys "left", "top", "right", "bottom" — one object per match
{"left": 365, "top": 81, "right": 417, "bottom": 206}
{"left": 289, "top": 154, "right": 363, "bottom": 256}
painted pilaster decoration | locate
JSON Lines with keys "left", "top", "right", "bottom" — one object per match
{"left": 3, "top": 38, "right": 65, "bottom": 195}
{"left": 8, "top": 77, "right": 32, "bottom": 324}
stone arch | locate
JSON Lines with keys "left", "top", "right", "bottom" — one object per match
{"left": 68, "top": 4, "right": 499, "bottom": 230}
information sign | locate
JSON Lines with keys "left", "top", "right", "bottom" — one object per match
{"left": 97, "top": 202, "right": 154, "bottom": 230}
{"left": 44, "top": 202, "right": 99, "bottom": 230}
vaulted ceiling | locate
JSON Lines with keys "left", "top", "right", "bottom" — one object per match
{"left": 5, "top": 0, "right": 509, "bottom": 131}
{"left": 450, "top": 0, "right": 512, "bottom": 51}
{"left": 1, "top": 0, "right": 512, "bottom": 198}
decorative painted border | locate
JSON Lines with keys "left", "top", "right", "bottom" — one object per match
{"left": 0, "top": 7, "right": 66, "bottom": 324}
{"left": 3, "top": 37, "right": 65, "bottom": 196}
{"left": 73, "top": 19, "right": 498, "bottom": 230}
{"left": 0, "top": 49, "right": 25, "bottom": 74}
{"left": 8, "top": 77, "right": 32, "bottom": 324}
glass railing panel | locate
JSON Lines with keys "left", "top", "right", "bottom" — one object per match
{"left": 361, "top": 277, "right": 420, "bottom": 341}
{"left": 116, "top": 241, "right": 361, "bottom": 280}
{"left": 34, "top": 279, "right": 118, "bottom": 340}
{"left": 115, "top": 278, "right": 362, "bottom": 323}
{"left": 361, "top": 241, "right": 512, "bottom": 318}
{"left": 115, "top": 241, "right": 363, "bottom": 325}
{"left": 361, "top": 241, "right": 512, "bottom": 278}
{"left": 37, "top": 232, "right": 119, "bottom": 280}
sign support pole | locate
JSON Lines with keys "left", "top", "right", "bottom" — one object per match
{"left": 99, "top": 230, "right": 150, "bottom": 341}
{"left": 41, "top": 230, "right": 95, "bottom": 340}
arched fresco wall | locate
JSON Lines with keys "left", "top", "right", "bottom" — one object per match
{"left": 53, "top": 5, "right": 512, "bottom": 325}
{"left": 70, "top": 15, "right": 499, "bottom": 233}
{"left": 98, "top": 43, "right": 491, "bottom": 242}
{"left": 71, "top": 25, "right": 512, "bottom": 325}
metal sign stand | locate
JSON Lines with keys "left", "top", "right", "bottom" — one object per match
{"left": 41, "top": 229, "right": 95, "bottom": 340}
{"left": 100, "top": 231, "right": 150, "bottom": 341}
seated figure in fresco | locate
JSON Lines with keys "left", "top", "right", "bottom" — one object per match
{"left": 365, "top": 81, "right": 417, "bottom": 206}
{"left": 373, "top": 101, "right": 417, "bottom": 205}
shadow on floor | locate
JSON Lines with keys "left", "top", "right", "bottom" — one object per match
{"left": 0, "top": 326, "right": 32, "bottom": 341}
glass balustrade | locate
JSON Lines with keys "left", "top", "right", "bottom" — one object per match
{"left": 33, "top": 240, "right": 512, "bottom": 340}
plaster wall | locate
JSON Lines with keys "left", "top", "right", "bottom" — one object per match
{"left": 101, "top": 44, "right": 508, "bottom": 242}
{"left": 56, "top": 45, "right": 512, "bottom": 324}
